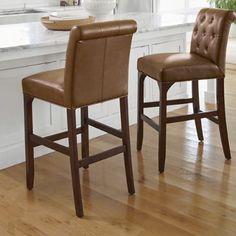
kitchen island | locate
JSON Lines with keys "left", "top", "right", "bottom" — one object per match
{"left": 0, "top": 12, "right": 195, "bottom": 169}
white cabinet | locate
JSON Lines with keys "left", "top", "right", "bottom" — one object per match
{"left": 144, "top": 38, "right": 188, "bottom": 116}
{"left": 0, "top": 33, "right": 188, "bottom": 169}
{"left": 0, "top": 60, "right": 58, "bottom": 168}
{"left": 152, "top": 39, "right": 184, "bottom": 53}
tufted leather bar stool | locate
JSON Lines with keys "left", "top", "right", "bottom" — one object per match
{"left": 137, "top": 8, "right": 236, "bottom": 173}
{"left": 22, "top": 20, "right": 137, "bottom": 217}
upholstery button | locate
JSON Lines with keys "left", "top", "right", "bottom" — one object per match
{"left": 201, "top": 16, "right": 206, "bottom": 22}
{"left": 209, "top": 17, "right": 214, "bottom": 23}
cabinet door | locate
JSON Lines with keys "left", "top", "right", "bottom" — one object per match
{"left": 151, "top": 39, "right": 186, "bottom": 101}
{"left": 0, "top": 61, "right": 57, "bottom": 148}
{"left": 152, "top": 39, "right": 184, "bottom": 54}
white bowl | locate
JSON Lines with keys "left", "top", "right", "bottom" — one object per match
{"left": 83, "top": 0, "right": 116, "bottom": 16}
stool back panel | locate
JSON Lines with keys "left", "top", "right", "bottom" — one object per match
{"left": 191, "top": 8, "right": 235, "bottom": 73}
{"left": 64, "top": 20, "right": 137, "bottom": 108}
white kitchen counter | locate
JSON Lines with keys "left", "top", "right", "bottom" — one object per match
{"left": 0, "top": 12, "right": 195, "bottom": 61}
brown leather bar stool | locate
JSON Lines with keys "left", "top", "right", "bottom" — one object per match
{"left": 22, "top": 20, "right": 137, "bottom": 217}
{"left": 137, "top": 8, "right": 236, "bottom": 173}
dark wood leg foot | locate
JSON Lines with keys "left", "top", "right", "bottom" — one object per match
{"left": 67, "top": 109, "right": 84, "bottom": 217}
{"left": 217, "top": 79, "right": 231, "bottom": 160}
{"left": 81, "top": 107, "right": 89, "bottom": 169}
{"left": 192, "top": 81, "right": 204, "bottom": 141}
{"left": 24, "top": 95, "right": 34, "bottom": 190}
{"left": 137, "top": 72, "right": 146, "bottom": 151}
{"left": 120, "top": 97, "right": 135, "bottom": 194}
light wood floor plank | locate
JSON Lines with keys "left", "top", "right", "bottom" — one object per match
{"left": 1, "top": 70, "right": 236, "bottom": 235}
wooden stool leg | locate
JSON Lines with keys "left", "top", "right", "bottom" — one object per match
{"left": 81, "top": 107, "right": 89, "bottom": 169}
{"left": 217, "top": 79, "right": 231, "bottom": 160}
{"left": 120, "top": 97, "right": 135, "bottom": 194}
{"left": 192, "top": 81, "right": 204, "bottom": 141}
{"left": 67, "top": 109, "right": 84, "bottom": 217}
{"left": 137, "top": 72, "right": 146, "bottom": 151}
{"left": 158, "top": 82, "right": 169, "bottom": 174}
{"left": 24, "top": 95, "right": 34, "bottom": 190}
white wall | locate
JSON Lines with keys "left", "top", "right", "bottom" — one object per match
{"left": 157, "top": 0, "right": 208, "bottom": 13}
{"left": 0, "top": 0, "right": 59, "bottom": 9}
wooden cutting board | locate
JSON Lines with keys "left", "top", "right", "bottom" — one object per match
{"left": 41, "top": 16, "right": 95, "bottom": 31}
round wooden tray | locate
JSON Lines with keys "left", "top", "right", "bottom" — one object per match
{"left": 41, "top": 16, "right": 95, "bottom": 31}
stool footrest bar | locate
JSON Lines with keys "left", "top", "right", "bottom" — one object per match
{"left": 141, "top": 114, "right": 160, "bottom": 132}
{"left": 166, "top": 111, "right": 218, "bottom": 124}
{"left": 199, "top": 110, "right": 219, "bottom": 124}
{"left": 44, "top": 127, "right": 83, "bottom": 142}
{"left": 30, "top": 134, "right": 70, "bottom": 156}
{"left": 143, "top": 98, "right": 194, "bottom": 108}
{"left": 78, "top": 145, "right": 125, "bottom": 168}
{"left": 88, "top": 118, "right": 122, "bottom": 138}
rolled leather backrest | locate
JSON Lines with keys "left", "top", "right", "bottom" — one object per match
{"left": 191, "top": 8, "right": 236, "bottom": 74}
{"left": 64, "top": 20, "right": 137, "bottom": 108}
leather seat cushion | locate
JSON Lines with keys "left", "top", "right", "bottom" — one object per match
{"left": 22, "top": 69, "right": 65, "bottom": 106}
{"left": 138, "top": 53, "right": 224, "bottom": 82}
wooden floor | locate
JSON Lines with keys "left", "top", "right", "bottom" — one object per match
{"left": 1, "top": 71, "right": 236, "bottom": 236}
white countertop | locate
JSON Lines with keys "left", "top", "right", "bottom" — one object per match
{"left": 0, "top": 12, "right": 196, "bottom": 52}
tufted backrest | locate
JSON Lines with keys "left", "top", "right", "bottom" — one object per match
{"left": 191, "top": 8, "right": 236, "bottom": 73}
{"left": 64, "top": 20, "right": 137, "bottom": 108}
